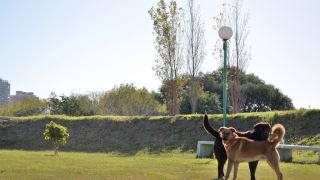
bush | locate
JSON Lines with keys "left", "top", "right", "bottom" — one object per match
{"left": 180, "top": 89, "right": 221, "bottom": 114}
{"left": 43, "top": 121, "right": 69, "bottom": 155}
{"left": 47, "top": 93, "right": 98, "bottom": 116}
{"left": 0, "top": 98, "right": 46, "bottom": 116}
{"left": 99, "top": 84, "right": 166, "bottom": 115}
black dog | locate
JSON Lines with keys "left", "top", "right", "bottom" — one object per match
{"left": 203, "top": 114, "right": 271, "bottom": 180}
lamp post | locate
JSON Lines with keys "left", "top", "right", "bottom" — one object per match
{"left": 218, "top": 26, "right": 233, "bottom": 127}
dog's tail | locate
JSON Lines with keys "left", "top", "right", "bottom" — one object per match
{"left": 203, "top": 114, "right": 220, "bottom": 139}
{"left": 270, "top": 124, "right": 285, "bottom": 147}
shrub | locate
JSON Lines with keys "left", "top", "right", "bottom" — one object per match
{"left": 0, "top": 98, "right": 46, "bottom": 116}
{"left": 43, "top": 121, "right": 69, "bottom": 155}
{"left": 99, "top": 84, "right": 166, "bottom": 115}
{"left": 47, "top": 93, "right": 98, "bottom": 116}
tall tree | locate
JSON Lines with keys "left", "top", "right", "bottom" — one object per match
{"left": 149, "top": 0, "right": 184, "bottom": 115}
{"left": 213, "top": 0, "right": 250, "bottom": 113}
{"left": 184, "top": 0, "right": 206, "bottom": 113}
{"left": 227, "top": 0, "right": 250, "bottom": 113}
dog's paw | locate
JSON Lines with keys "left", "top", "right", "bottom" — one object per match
{"left": 214, "top": 178, "right": 224, "bottom": 180}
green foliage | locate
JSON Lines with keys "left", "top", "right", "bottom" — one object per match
{"left": 161, "top": 69, "right": 293, "bottom": 113}
{"left": 180, "top": 87, "right": 221, "bottom": 114}
{"left": 47, "top": 93, "right": 97, "bottom": 116}
{"left": 197, "top": 70, "right": 294, "bottom": 112}
{"left": 0, "top": 98, "right": 46, "bottom": 116}
{"left": 99, "top": 84, "right": 166, "bottom": 116}
{"left": 148, "top": 0, "right": 183, "bottom": 81}
{"left": 197, "top": 91, "right": 221, "bottom": 114}
{"left": 242, "top": 83, "right": 294, "bottom": 112}
{"left": 149, "top": 0, "right": 184, "bottom": 115}
{"left": 43, "top": 121, "right": 69, "bottom": 155}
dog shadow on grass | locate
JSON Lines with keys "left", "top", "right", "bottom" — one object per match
{"left": 44, "top": 154, "right": 57, "bottom": 157}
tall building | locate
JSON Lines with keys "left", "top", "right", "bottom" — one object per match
{"left": 0, "top": 78, "right": 10, "bottom": 106}
{"left": 10, "top": 91, "right": 39, "bottom": 104}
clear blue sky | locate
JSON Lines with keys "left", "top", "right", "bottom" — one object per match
{"left": 1, "top": 0, "right": 319, "bottom": 109}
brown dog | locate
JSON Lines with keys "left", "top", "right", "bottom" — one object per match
{"left": 219, "top": 124, "right": 285, "bottom": 180}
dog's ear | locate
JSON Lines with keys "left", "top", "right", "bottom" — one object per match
{"left": 219, "top": 127, "right": 226, "bottom": 132}
{"left": 229, "top": 127, "right": 236, "bottom": 132}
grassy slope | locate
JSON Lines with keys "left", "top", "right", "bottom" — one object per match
{"left": 0, "top": 110, "right": 320, "bottom": 153}
{"left": 0, "top": 150, "right": 319, "bottom": 180}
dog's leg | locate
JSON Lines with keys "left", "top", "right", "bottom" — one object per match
{"left": 232, "top": 162, "right": 239, "bottom": 180}
{"left": 225, "top": 159, "right": 233, "bottom": 180}
{"left": 248, "top": 161, "right": 258, "bottom": 180}
{"left": 266, "top": 152, "right": 283, "bottom": 180}
{"left": 215, "top": 141, "right": 227, "bottom": 178}
{"left": 217, "top": 157, "right": 227, "bottom": 178}
{"left": 221, "top": 156, "right": 227, "bottom": 177}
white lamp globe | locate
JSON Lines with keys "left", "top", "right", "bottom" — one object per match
{"left": 219, "top": 26, "right": 233, "bottom": 40}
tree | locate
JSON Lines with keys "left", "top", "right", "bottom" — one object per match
{"left": 43, "top": 121, "right": 69, "bottom": 155}
{"left": 149, "top": 0, "right": 184, "bottom": 115}
{"left": 197, "top": 91, "right": 221, "bottom": 114}
{"left": 184, "top": 0, "right": 206, "bottom": 113}
{"left": 213, "top": 0, "right": 251, "bottom": 113}
{"left": 68, "top": 95, "right": 98, "bottom": 116}
{"left": 87, "top": 91, "right": 103, "bottom": 114}
{"left": 47, "top": 93, "right": 97, "bottom": 116}
{"left": 0, "top": 98, "right": 46, "bottom": 116}
{"left": 242, "top": 82, "right": 294, "bottom": 112}
{"left": 99, "top": 84, "right": 166, "bottom": 116}
{"left": 227, "top": 0, "right": 250, "bottom": 114}
{"left": 47, "top": 92, "right": 62, "bottom": 115}
{"left": 197, "top": 70, "right": 294, "bottom": 112}
{"left": 180, "top": 87, "right": 221, "bottom": 114}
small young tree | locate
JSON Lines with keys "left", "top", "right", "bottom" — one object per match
{"left": 43, "top": 121, "right": 69, "bottom": 155}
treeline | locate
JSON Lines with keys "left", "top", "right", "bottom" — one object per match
{"left": 0, "top": 70, "right": 294, "bottom": 117}
{"left": 0, "top": 84, "right": 165, "bottom": 117}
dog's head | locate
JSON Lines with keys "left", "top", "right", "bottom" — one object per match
{"left": 219, "top": 127, "right": 237, "bottom": 141}
{"left": 253, "top": 123, "right": 271, "bottom": 140}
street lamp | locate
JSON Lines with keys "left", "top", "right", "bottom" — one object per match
{"left": 218, "top": 26, "right": 233, "bottom": 127}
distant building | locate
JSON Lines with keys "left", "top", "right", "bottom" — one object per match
{"left": 10, "top": 91, "right": 39, "bottom": 104}
{"left": 0, "top": 78, "right": 10, "bottom": 106}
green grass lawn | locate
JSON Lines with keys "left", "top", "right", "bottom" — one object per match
{"left": 0, "top": 150, "right": 319, "bottom": 180}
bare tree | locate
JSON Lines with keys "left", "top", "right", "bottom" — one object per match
{"left": 227, "top": 0, "right": 250, "bottom": 113}
{"left": 184, "top": 0, "right": 206, "bottom": 114}
{"left": 228, "top": 0, "right": 250, "bottom": 71}
{"left": 149, "top": 0, "right": 184, "bottom": 115}
{"left": 213, "top": 0, "right": 250, "bottom": 113}
{"left": 213, "top": 4, "right": 227, "bottom": 67}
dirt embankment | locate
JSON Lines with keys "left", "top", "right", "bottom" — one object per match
{"left": 0, "top": 110, "right": 319, "bottom": 154}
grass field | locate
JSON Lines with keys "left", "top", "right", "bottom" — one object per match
{"left": 0, "top": 150, "right": 319, "bottom": 180}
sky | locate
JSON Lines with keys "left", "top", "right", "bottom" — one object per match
{"left": 0, "top": 0, "right": 320, "bottom": 109}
